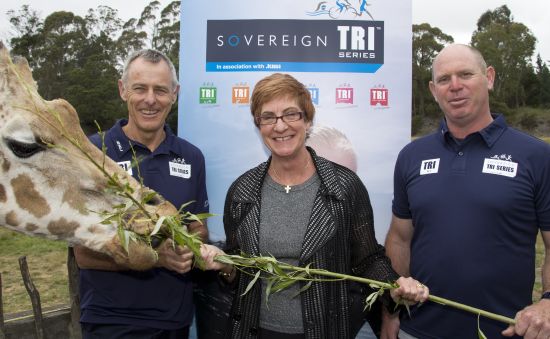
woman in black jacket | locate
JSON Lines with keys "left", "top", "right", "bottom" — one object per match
{"left": 201, "top": 73, "right": 428, "bottom": 339}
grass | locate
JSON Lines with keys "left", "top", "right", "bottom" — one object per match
{"left": 0, "top": 228, "right": 69, "bottom": 315}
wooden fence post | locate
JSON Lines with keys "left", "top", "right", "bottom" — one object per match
{"left": 0, "top": 273, "right": 6, "bottom": 339}
{"left": 67, "top": 247, "right": 81, "bottom": 339}
{"left": 18, "top": 256, "right": 44, "bottom": 339}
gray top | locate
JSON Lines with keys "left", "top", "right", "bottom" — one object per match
{"left": 258, "top": 172, "right": 320, "bottom": 334}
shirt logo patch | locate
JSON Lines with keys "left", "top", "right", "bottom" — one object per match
{"left": 482, "top": 157, "right": 517, "bottom": 178}
{"left": 420, "top": 158, "right": 440, "bottom": 175}
{"left": 169, "top": 161, "right": 191, "bottom": 179}
{"left": 117, "top": 161, "right": 133, "bottom": 175}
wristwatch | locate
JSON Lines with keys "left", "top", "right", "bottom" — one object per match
{"left": 541, "top": 291, "right": 550, "bottom": 300}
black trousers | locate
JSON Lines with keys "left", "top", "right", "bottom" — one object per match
{"left": 81, "top": 323, "right": 189, "bottom": 339}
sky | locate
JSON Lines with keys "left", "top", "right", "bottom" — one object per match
{"left": 0, "top": 1, "right": 548, "bottom": 62}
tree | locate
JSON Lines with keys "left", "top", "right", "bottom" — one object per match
{"left": 8, "top": 6, "right": 123, "bottom": 133}
{"left": 534, "top": 55, "right": 550, "bottom": 107}
{"left": 7, "top": 5, "right": 43, "bottom": 68}
{"left": 411, "top": 23, "right": 453, "bottom": 133}
{"left": 7, "top": 2, "right": 182, "bottom": 134}
{"left": 138, "top": 0, "right": 162, "bottom": 48}
{"left": 154, "top": 1, "right": 180, "bottom": 59}
{"left": 471, "top": 5, "right": 536, "bottom": 108}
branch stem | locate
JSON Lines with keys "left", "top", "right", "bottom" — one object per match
{"left": 216, "top": 255, "right": 515, "bottom": 326}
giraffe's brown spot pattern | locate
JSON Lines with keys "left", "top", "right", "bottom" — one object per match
{"left": 26, "top": 223, "right": 39, "bottom": 232}
{"left": 62, "top": 188, "right": 89, "bottom": 215}
{"left": 0, "top": 184, "right": 6, "bottom": 203}
{"left": 48, "top": 218, "right": 79, "bottom": 237}
{"left": 6, "top": 211, "right": 19, "bottom": 226}
{"left": 12, "top": 174, "right": 51, "bottom": 218}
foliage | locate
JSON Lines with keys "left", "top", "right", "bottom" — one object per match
{"left": 6, "top": 1, "right": 181, "bottom": 134}
{"left": 518, "top": 112, "right": 538, "bottom": 132}
{"left": 215, "top": 253, "right": 515, "bottom": 330}
{"left": 412, "top": 23, "right": 453, "bottom": 119}
{"left": 471, "top": 5, "right": 536, "bottom": 108}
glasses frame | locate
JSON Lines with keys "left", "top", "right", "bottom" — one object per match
{"left": 256, "top": 111, "right": 304, "bottom": 125}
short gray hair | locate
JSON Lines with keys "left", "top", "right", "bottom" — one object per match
{"left": 121, "top": 49, "right": 179, "bottom": 90}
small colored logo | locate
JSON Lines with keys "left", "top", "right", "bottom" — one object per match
{"left": 199, "top": 83, "right": 217, "bottom": 104}
{"left": 307, "top": 86, "right": 320, "bottom": 105}
{"left": 336, "top": 85, "right": 354, "bottom": 104}
{"left": 307, "top": 0, "right": 374, "bottom": 20}
{"left": 370, "top": 86, "right": 388, "bottom": 106}
{"left": 232, "top": 84, "right": 250, "bottom": 104}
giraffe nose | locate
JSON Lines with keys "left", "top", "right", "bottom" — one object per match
{"left": 150, "top": 234, "right": 165, "bottom": 248}
{"left": 145, "top": 194, "right": 163, "bottom": 206}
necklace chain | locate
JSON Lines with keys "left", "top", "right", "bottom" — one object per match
{"left": 270, "top": 158, "right": 310, "bottom": 194}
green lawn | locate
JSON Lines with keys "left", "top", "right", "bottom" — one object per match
{"left": 0, "top": 228, "right": 69, "bottom": 314}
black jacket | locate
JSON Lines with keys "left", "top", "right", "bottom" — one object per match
{"left": 223, "top": 147, "right": 398, "bottom": 339}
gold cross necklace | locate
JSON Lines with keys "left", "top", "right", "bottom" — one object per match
{"left": 270, "top": 158, "right": 310, "bottom": 194}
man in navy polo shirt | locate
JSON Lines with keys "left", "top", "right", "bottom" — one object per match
{"left": 74, "top": 49, "right": 209, "bottom": 339}
{"left": 383, "top": 44, "right": 550, "bottom": 339}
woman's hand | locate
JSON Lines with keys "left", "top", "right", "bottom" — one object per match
{"left": 390, "top": 276, "right": 429, "bottom": 305}
{"left": 200, "top": 244, "right": 236, "bottom": 281}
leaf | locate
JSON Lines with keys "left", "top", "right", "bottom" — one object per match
{"left": 266, "top": 262, "right": 273, "bottom": 274}
{"left": 403, "top": 303, "right": 411, "bottom": 318}
{"left": 265, "top": 279, "right": 274, "bottom": 307}
{"left": 118, "top": 226, "right": 128, "bottom": 253}
{"left": 242, "top": 270, "right": 261, "bottom": 296}
{"left": 122, "top": 230, "right": 131, "bottom": 253}
{"left": 304, "top": 263, "right": 311, "bottom": 276}
{"left": 365, "top": 291, "right": 379, "bottom": 311}
{"left": 477, "top": 315, "right": 488, "bottom": 339}
{"left": 291, "top": 280, "right": 313, "bottom": 299}
{"left": 214, "top": 255, "right": 235, "bottom": 265}
{"left": 151, "top": 216, "right": 166, "bottom": 235}
{"left": 271, "top": 278, "right": 298, "bottom": 293}
{"left": 179, "top": 200, "right": 196, "bottom": 211}
{"left": 194, "top": 212, "right": 216, "bottom": 221}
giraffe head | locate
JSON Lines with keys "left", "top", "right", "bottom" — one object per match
{"left": 0, "top": 41, "right": 178, "bottom": 270}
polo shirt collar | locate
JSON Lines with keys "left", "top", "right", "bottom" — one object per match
{"left": 110, "top": 119, "right": 176, "bottom": 156}
{"left": 439, "top": 113, "right": 507, "bottom": 148}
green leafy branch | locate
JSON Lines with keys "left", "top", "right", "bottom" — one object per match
{"left": 214, "top": 253, "right": 516, "bottom": 328}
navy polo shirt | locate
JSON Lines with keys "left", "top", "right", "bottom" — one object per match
{"left": 393, "top": 115, "right": 550, "bottom": 338}
{"left": 79, "top": 119, "right": 209, "bottom": 329}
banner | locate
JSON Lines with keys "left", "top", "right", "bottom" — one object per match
{"left": 179, "top": 0, "right": 412, "bottom": 244}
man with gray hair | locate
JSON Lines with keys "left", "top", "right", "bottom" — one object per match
{"left": 74, "top": 49, "right": 209, "bottom": 339}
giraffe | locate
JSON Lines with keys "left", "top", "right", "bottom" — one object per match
{"left": 0, "top": 41, "right": 178, "bottom": 271}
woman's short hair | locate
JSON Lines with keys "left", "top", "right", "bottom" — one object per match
{"left": 250, "top": 73, "right": 315, "bottom": 127}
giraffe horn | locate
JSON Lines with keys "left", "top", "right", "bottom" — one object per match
{"left": 12, "top": 55, "right": 37, "bottom": 91}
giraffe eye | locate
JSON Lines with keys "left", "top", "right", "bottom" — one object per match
{"left": 6, "top": 139, "right": 46, "bottom": 158}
